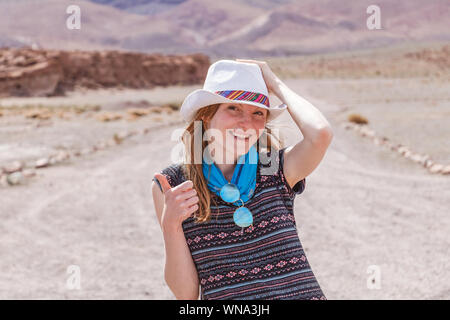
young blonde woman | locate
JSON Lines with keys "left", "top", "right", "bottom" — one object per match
{"left": 152, "top": 59, "right": 333, "bottom": 300}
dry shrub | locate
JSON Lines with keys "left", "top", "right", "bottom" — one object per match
{"left": 96, "top": 112, "right": 123, "bottom": 122}
{"left": 25, "top": 109, "right": 52, "bottom": 120}
{"left": 150, "top": 106, "right": 163, "bottom": 114}
{"left": 73, "top": 105, "right": 100, "bottom": 114}
{"left": 91, "top": 105, "right": 101, "bottom": 112}
{"left": 74, "top": 106, "right": 87, "bottom": 114}
{"left": 162, "top": 102, "right": 180, "bottom": 111}
{"left": 162, "top": 106, "right": 174, "bottom": 114}
{"left": 58, "top": 111, "right": 72, "bottom": 120}
{"left": 113, "top": 133, "right": 124, "bottom": 144}
{"left": 126, "top": 108, "right": 151, "bottom": 117}
{"left": 348, "top": 113, "right": 369, "bottom": 124}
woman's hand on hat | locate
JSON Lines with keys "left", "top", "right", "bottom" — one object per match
{"left": 235, "top": 59, "right": 283, "bottom": 97}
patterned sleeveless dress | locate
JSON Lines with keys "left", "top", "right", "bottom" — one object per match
{"left": 153, "top": 147, "right": 326, "bottom": 300}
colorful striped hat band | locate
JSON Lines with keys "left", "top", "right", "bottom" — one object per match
{"left": 179, "top": 60, "right": 288, "bottom": 122}
{"left": 215, "top": 90, "right": 270, "bottom": 108}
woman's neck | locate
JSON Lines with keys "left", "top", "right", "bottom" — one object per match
{"left": 215, "top": 162, "right": 236, "bottom": 182}
{"left": 207, "top": 146, "right": 239, "bottom": 182}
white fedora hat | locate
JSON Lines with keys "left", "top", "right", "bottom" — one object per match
{"left": 180, "top": 59, "right": 287, "bottom": 123}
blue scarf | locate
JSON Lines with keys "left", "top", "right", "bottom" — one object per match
{"left": 202, "top": 144, "right": 258, "bottom": 204}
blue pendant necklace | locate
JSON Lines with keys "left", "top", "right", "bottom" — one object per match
{"left": 202, "top": 145, "right": 258, "bottom": 229}
{"left": 210, "top": 164, "right": 254, "bottom": 228}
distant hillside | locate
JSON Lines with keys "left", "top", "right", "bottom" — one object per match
{"left": 1, "top": 0, "right": 449, "bottom": 57}
{"left": 88, "top": 0, "right": 186, "bottom": 15}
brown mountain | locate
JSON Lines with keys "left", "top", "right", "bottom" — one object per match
{"left": 1, "top": 0, "right": 449, "bottom": 57}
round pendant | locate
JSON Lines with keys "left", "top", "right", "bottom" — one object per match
{"left": 233, "top": 207, "right": 253, "bottom": 228}
{"left": 220, "top": 183, "right": 240, "bottom": 203}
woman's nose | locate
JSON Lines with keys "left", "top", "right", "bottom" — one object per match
{"left": 237, "top": 112, "right": 252, "bottom": 126}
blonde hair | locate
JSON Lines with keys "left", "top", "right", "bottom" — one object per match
{"left": 180, "top": 103, "right": 284, "bottom": 224}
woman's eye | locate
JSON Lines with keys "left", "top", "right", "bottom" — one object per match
{"left": 227, "top": 106, "right": 264, "bottom": 117}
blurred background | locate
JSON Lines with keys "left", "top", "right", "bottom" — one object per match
{"left": 0, "top": 0, "right": 449, "bottom": 299}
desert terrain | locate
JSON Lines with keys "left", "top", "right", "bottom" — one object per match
{"left": 0, "top": 44, "right": 449, "bottom": 299}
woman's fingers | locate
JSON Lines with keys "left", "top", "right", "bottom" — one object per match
{"left": 187, "top": 203, "right": 199, "bottom": 212}
{"left": 175, "top": 188, "right": 197, "bottom": 201}
{"left": 181, "top": 204, "right": 199, "bottom": 220}
{"left": 171, "top": 185, "right": 199, "bottom": 218}
{"left": 183, "top": 196, "right": 199, "bottom": 208}
{"left": 173, "top": 180, "right": 194, "bottom": 192}
{"left": 236, "top": 58, "right": 280, "bottom": 97}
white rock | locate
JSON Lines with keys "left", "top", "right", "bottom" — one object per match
{"left": 397, "top": 146, "right": 410, "bottom": 155}
{"left": 360, "top": 127, "right": 375, "bottom": 138}
{"left": 55, "top": 151, "right": 70, "bottom": 162}
{"left": 3, "top": 161, "right": 23, "bottom": 174}
{"left": 35, "top": 158, "right": 49, "bottom": 168}
{"left": 411, "top": 153, "right": 422, "bottom": 163}
{"left": 442, "top": 165, "right": 450, "bottom": 175}
{"left": 7, "top": 172, "right": 24, "bottom": 185}
{"left": 424, "top": 159, "right": 434, "bottom": 168}
{"left": 418, "top": 154, "right": 430, "bottom": 166}
{"left": 117, "top": 131, "right": 130, "bottom": 140}
{"left": 373, "top": 138, "right": 381, "bottom": 146}
{"left": 428, "top": 163, "right": 443, "bottom": 174}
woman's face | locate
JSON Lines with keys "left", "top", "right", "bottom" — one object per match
{"left": 205, "top": 102, "right": 268, "bottom": 163}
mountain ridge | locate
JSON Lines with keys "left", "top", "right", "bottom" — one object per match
{"left": 1, "top": 0, "right": 448, "bottom": 57}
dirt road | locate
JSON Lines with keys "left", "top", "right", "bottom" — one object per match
{"left": 1, "top": 87, "right": 449, "bottom": 299}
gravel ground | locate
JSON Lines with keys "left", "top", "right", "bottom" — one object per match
{"left": 0, "top": 78, "right": 449, "bottom": 299}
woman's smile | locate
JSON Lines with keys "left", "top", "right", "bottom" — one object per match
{"left": 230, "top": 130, "right": 251, "bottom": 141}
